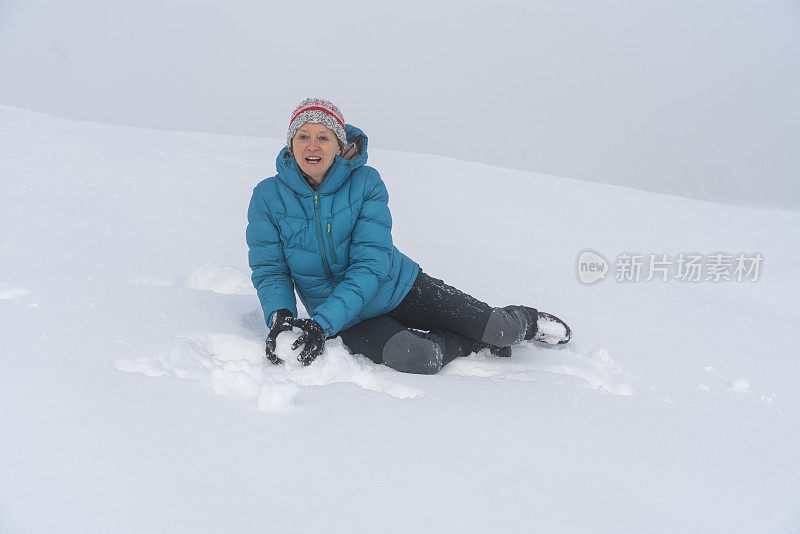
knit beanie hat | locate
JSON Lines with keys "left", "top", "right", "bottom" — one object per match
{"left": 286, "top": 98, "right": 347, "bottom": 151}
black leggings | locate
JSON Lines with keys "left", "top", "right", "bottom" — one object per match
{"left": 338, "top": 269, "right": 528, "bottom": 374}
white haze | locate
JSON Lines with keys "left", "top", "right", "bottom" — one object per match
{"left": 1, "top": 0, "right": 798, "bottom": 209}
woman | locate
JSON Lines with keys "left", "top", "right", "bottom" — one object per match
{"left": 246, "top": 98, "right": 570, "bottom": 374}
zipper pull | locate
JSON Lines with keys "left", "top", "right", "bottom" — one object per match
{"left": 327, "top": 222, "right": 330, "bottom": 233}
{"left": 314, "top": 194, "right": 318, "bottom": 205}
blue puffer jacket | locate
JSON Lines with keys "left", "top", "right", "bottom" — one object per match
{"left": 246, "top": 124, "right": 419, "bottom": 337}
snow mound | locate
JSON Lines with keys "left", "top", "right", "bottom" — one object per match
{"left": 127, "top": 277, "right": 176, "bottom": 287}
{"left": 443, "top": 344, "right": 635, "bottom": 396}
{"left": 114, "top": 332, "right": 423, "bottom": 410}
{"left": 731, "top": 377, "right": 751, "bottom": 392}
{"left": 183, "top": 262, "right": 255, "bottom": 295}
{"left": 0, "top": 283, "right": 30, "bottom": 300}
{"left": 115, "top": 332, "right": 635, "bottom": 411}
{"left": 127, "top": 263, "right": 255, "bottom": 295}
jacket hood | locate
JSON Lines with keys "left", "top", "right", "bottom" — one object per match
{"left": 275, "top": 124, "right": 369, "bottom": 196}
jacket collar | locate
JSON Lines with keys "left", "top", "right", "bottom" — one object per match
{"left": 275, "top": 124, "right": 369, "bottom": 196}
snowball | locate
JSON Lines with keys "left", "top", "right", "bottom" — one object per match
{"left": 274, "top": 329, "right": 305, "bottom": 369}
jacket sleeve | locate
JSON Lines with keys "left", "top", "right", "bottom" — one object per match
{"left": 246, "top": 183, "right": 297, "bottom": 328}
{"left": 311, "top": 170, "right": 393, "bottom": 336}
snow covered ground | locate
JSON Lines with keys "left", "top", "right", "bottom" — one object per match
{"left": 1, "top": 106, "right": 798, "bottom": 533}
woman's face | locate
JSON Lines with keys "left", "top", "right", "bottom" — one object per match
{"left": 292, "top": 123, "right": 341, "bottom": 183}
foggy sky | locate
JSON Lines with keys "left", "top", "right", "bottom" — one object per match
{"left": 1, "top": 0, "right": 798, "bottom": 209}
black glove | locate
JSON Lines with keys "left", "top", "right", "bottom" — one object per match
{"left": 265, "top": 309, "right": 294, "bottom": 365}
{"left": 286, "top": 317, "right": 326, "bottom": 366}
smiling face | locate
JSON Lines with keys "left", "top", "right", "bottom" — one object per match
{"left": 292, "top": 123, "right": 342, "bottom": 184}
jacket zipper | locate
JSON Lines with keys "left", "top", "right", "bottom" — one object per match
{"left": 314, "top": 193, "right": 336, "bottom": 284}
{"left": 326, "top": 222, "right": 338, "bottom": 266}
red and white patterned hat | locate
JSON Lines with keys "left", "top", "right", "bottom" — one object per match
{"left": 286, "top": 98, "right": 347, "bottom": 151}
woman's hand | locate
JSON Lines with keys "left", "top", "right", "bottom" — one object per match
{"left": 286, "top": 317, "right": 326, "bottom": 365}
{"left": 265, "top": 309, "right": 294, "bottom": 365}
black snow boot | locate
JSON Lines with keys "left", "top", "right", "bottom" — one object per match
{"left": 521, "top": 306, "right": 571, "bottom": 345}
